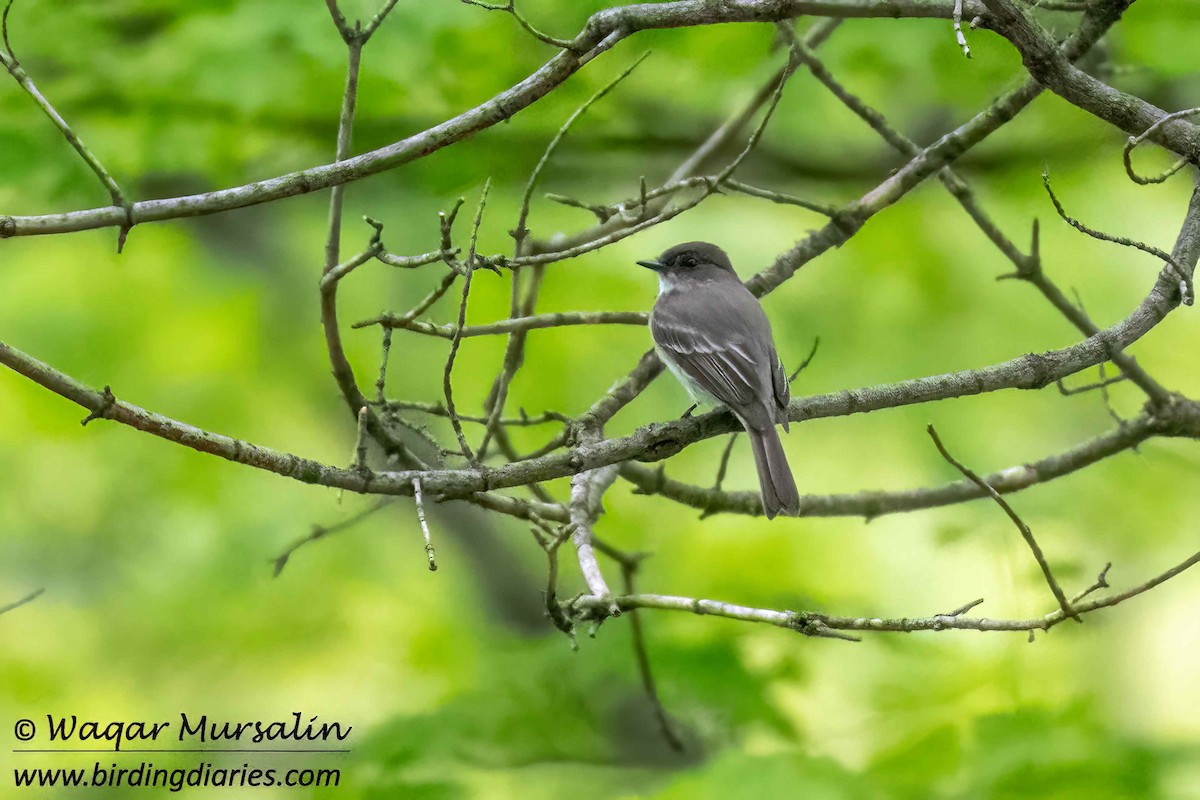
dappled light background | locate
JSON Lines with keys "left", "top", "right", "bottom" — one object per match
{"left": 3, "top": 0, "right": 1200, "bottom": 797}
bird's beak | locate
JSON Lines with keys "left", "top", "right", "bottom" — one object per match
{"left": 636, "top": 259, "right": 664, "bottom": 272}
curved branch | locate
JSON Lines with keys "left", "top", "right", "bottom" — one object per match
{"left": 981, "top": 0, "right": 1200, "bottom": 160}
{"left": 619, "top": 410, "right": 1158, "bottom": 518}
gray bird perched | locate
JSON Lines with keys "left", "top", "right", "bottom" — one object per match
{"left": 637, "top": 242, "right": 800, "bottom": 519}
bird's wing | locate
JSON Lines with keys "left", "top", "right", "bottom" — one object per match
{"left": 650, "top": 287, "right": 771, "bottom": 414}
{"left": 769, "top": 346, "right": 791, "bottom": 431}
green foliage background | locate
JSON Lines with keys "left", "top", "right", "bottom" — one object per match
{"left": 3, "top": 1, "right": 1200, "bottom": 797}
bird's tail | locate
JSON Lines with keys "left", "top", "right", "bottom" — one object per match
{"left": 747, "top": 425, "right": 800, "bottom": 519}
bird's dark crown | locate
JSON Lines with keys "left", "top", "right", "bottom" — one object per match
{"left": 642, "top": 241, "right": 735, "bottom": 274}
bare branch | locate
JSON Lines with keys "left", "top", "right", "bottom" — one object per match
{"left": 981, "top": 0, "right": 1200, "bottom": 161}
{"left": 927, "top": 424, "right": 1078, "bottom": 622}
{"left": 374, "top": 328, "right": 393, "bottom": 404}
{"left": 621, "top": 561, "right": 685, "bottom": 752}
{"left": 2, "top": 0, "right": 985, "bottom": 239}
{"left": 461, "top": 0, "right": 575, "bottom": 50}
{"left": 444, "top": 180, "right": 492, "bottom": 466}
{"left": 412, "top": 477, "right": 438, "bottom": 572}
{"left": 1070, "top": 562, "right": 1112, "bottom": 604}
{"left": 585, "top": 10, "right": 1119, "bottom": 433}
{"left": 570, "top": 464, "right": 621, "bottom": 617}
{"left": 940, "top": 597, "right": 985, "bottom": 617}
{"left": 1122, "top": 106, "right": 1200, "bottom": 186}
{"left": 621, "top": 407, "right": 1157, "bottom": 518}
{"left": 1, "top": 0, "right": 132, "bottom": 248}
{"left": 379, "top": 400, "right": 570, "bottom": 428}
{"left": 7, "top": 247, "right": 1200, "bottom": 504}
{"left": 952, "top": 0, "right": 972, "bottom": 57}
{"left": 353, "top": 406, "right": 371, "bottom": 470}
{"left": 1042, "top": 169, "right": 1193, "bottom": 305}
{"left": 356, "top": 310, "right": 647, "bottom": 337}
{"left": 528, "top": 17, "right": 843, "bottom": 257}
{"left": 273, "top": 500, "right": 394, "bottom": 577}
{"left": 576, "top": 546, "right": 1200, "bottom": 636}
{"left": 0, "top": 587, "right": 44, "bottom": 617}
{"left": 478, "top": 52, "right": 650, "bottom": 462}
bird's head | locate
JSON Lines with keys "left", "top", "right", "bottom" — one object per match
{"left": 636, "top": 241, "right": 736, "bottom": 282}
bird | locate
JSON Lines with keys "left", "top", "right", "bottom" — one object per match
{"left": 637, "top": 241, "right": 800, "bottom": 519}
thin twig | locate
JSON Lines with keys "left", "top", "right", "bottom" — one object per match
{"left": 1070, "top": 562, "right": 1112, "bottom": 604}
{"left": 1122, "top": 107, "right": 1200, "bottom": 186}
{"left": 374, "top": 328, "right": 393, "bottom": 404}
{"left": 444, "top": 180, "right": 491, "bottom": 466}
{"left": 379, "top": 400, "right": 570, "bottom": 427}
{"left": 362, "top": 0, "right": 401, "bottom": 38}
{"left": 533, "top": 519, "right": 577, "bottom": 638}
{"left": 1, "top": 0, "right": 133, "bottom": 249}
{"left": 1043, "top": 169, "right": 1193, "bottom": 305}
{"left": 940, "top": 597, "right": 985, "bottom": 617}
{"left": 621, "top": 561, "right": 685, "bottom": 753}
{"left": 316, "top": 28, "right": 420, "bottom": 468}
{"left": 1001, "top": 219, "right": 1171, "bottom": 405}
{"left": 460, "top": 0, "right": 575, "bottom": 50}
{"left": 398, "top": 269, "right": 461, "bottom": 326}
{"left": 952, "top": 0, "right": 972, "bottom": 57}
{"left": 1056, "top": 372, "right": 1126, "bottom": 396}
{"left": 479, "top": 52, "right": 651, "bottom": 461}
{"left": 272, "top": 500, "right": 394, "bottom": 577}
{"left": 353, "top": 406, "right": 370, "bottom": 470}
{"left": 788, "top": 336, "right": 821, "bottom": 384}
{"left": 0, "top": 587, "right": 44, "bottom": 617}
{"left": 927, "top": 424, "right": 1079, "bottom": 622}
{"left": 621, "top": 408, "right": 1160, "bottom": 519}
{"left": 412, "top": 477, "right": 438, "bottom": 571}
{"left": 781, "top": 26, "right": 1033, "bottom": 270}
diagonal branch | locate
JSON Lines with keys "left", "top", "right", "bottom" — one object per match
{"left": 927, "top": 424, "right": 1078, "bottom": 621}
{"left": 1042, "top": 169, "right": 1193, "bottom": 304}
{"left": 0, "top": 587, "right": 44, "bottom": 617}
{"left": 981, "top": 0, "right": 1200, "bottom": 160}
{"left": 1, "top": 0, "right": 132, "bottom": 248}
{"left": 1, "top": 0, "right": 984, "bottom": 239}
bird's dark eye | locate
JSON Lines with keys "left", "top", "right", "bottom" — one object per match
{"left": 681, "top": 256, "right": 697, "bottom": 268}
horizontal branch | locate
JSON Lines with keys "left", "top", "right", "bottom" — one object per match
{"left": 619, "top": 410, "right": 1157, "bottom": 517}
{"left": 355, "top": 309, "right": 647, "bottom": 336}
{"left": 0, "top": 0, "right": 981, "bottom": 239}
{"left": 575, "top": 545, "right": 1200, "bottom": 636}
